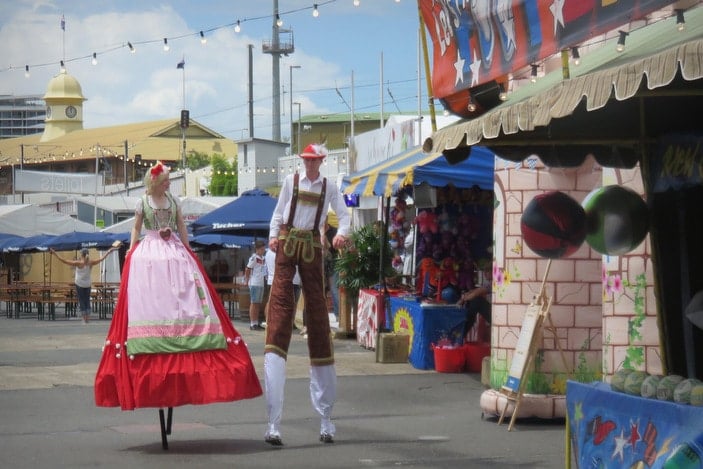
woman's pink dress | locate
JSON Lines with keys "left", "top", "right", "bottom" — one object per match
{"left": 95, "top": 194, "right": 262, "bottom": 410}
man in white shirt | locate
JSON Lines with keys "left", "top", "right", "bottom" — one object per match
{"left": 263, "top": 143, "right": 350, "bottom": 446}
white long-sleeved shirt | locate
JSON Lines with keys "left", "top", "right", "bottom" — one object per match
{"left": 269, "top": 171, "right": 350, "bottom": 239}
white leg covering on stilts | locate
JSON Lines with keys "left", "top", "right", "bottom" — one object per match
{"left": 264, "top": 353, "right": 287, "bottom": 438}
{"left": 310, "top": 364, "right": 337, "bottom": 436}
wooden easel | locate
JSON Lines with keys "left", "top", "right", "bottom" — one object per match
{"left": 497, "top": 259, "right": 571, "bottom": 431}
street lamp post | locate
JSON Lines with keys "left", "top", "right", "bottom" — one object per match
{"left": 293, "top": 102, "right": 302, "bottom": 155}
{"left": 289, "top": 65, "right": 301, "bottom": 154}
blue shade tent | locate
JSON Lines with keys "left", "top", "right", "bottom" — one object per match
{"left": 2, "top": 234, "right": 54, "bottom": 253}
{"left": 341, "top": 145, "right": 495, "bottom": 197}
{"left": 190, "top": 188, "right": 277, "bottom": 236}
{"left": 44, "top": 231, "right": 122, "bottom": 251}
{"left": 190, "top": 233, "right": 255, "bottom": 250}
{"left": 0, "top": 234, "right": 25, "bottom": 251}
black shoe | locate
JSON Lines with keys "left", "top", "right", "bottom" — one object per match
{"left": 250, "top": 324, "right": 265, "bottom": 331}
{"left": 265, "top": 435, "right": 283, "bottom": 446}
{"left": 319, "top": 433, "right": 334, "bottom": 444}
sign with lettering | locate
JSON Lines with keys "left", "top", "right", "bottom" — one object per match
{"left": 15, "top": 169, "right": 103, "bottom": 195}
{"left": 503, "top": 302, "right": 543, "bottom": 393}
{"left": 651, "top": 134, "right": 703, "bottom": 192}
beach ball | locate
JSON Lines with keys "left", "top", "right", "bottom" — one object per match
{"left": 657, "top": 374, "right": 684, "bottom": 401}
{"left": 520, "top": 191, "right": 586, "bottom": 259}
{"left": 674, "top": 378, "right": 703, "bottom": 404}
{"left": 610, "top": 369, "right": 633, "bottom": 393}
{"left": 624, "top": 370, "right": 648, "bottom": 396}
{"left": 582, "top": 185, "right": 649, "bottom": 255}
{"left": 690, "top": 383, "right": 703, "bottom": 406}
{"left": 640, "top": 374, "right": 662, "bottom": 399}
{"left": 440, "top": 286, "right": 460, "bottom": 303}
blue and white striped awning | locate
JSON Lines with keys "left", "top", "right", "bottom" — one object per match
{"left": 341, "top": 145, "right": 495, "bottom": 197}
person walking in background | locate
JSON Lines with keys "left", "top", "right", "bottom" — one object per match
{"left": 50, "top": 246, "right": 118, "bottom": 324}
{"left": 94, "top": 161, "right": 261, "bottom": 412}
{"left": 245, "top": 240, "right": 267, "bottom": 331}
{"left": 264, "top": 143, "right": 351, "bottom": 446}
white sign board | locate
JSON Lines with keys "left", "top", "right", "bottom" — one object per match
{"left": 15, "top": 169, "right": 103, "bottom": 195}
{"left": 502, "top": 302, "right": 543, "bottom": 393}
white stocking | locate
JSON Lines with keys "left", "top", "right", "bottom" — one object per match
{"left": 264, "top": 353, "right": 287, "bottom": 437}
{"left": 310, "top": 364, "right": 337, "bottom": 436}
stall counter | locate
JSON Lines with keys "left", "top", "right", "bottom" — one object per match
{"left": 388, "top": 296, "right": 466, "bottom": 370}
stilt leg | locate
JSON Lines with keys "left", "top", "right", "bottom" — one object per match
{"left": 166, "top": 407, "right": 173, "bottom": 435}
{"left": 158, "top": 408, "right": 169, "bottom": 450}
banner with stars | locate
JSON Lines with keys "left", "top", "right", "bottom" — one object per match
{"left": 419, "top": 0, "right": 677, "bottom": 119}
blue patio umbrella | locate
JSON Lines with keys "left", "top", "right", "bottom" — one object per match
{"left": 44, "top": 231, "right": 121, "bottom": 251}
{"left": 190, "top": 188, "right": 277, "bottom": 236}
{"left": 190, "top": 233, "right": 255, "bottom": 250}
{"left": 3, "top": 234, "right": 54, "bottom": 253}
{"left": 0, "top": 234, "right": 25, "bottom": 252}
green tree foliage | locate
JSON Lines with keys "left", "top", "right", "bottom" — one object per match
{"left": 208, "top": 154, "right": 238, "bottom": 196}
{"left": 334, "top": 221, "right": 395, "bottom": 306}
{"left": 186, "top": 151, "right": 211, "bottom": 171}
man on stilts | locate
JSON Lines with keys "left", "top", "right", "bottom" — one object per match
{"left": 264, "top": 143, "right": 350, "bottom": 446}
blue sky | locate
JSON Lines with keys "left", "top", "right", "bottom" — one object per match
{"left": 0, "top": 0, "right": 426, "bottom": 142}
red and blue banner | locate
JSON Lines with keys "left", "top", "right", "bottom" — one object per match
{"left": 419, "top": 0, "right": 677, "bottom": 118}
{"left": 567, "top": 381, "right": 703, "bottom": 468}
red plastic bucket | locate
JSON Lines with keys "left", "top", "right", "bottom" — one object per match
{"left": 433, "top": 345, "right": 466, "bottom": 373}
{"left": 464, "top": 342, "right": 490, "bottom": 372}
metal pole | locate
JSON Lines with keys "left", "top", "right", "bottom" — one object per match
{"left": 20, "top": 144, "right": 24, "bottom": 203}
{"left": 94, "top": 144, "right": 99, "bottom": 232}
{"left": 124, "top": 140, "right": 129, "bottom": 194}
{"left": 380, "top": 52, "right": 384, "bottom": 129}
{"left": 295, "top": 103, "right": 302, "bottom": 155}
{"left": 289, "top": 65, "right": 300, "bottom": 154}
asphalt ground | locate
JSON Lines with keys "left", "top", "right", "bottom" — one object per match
{"left": 0, "top": 314, "right": 567, "bottom": 468}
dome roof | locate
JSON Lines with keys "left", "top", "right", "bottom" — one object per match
{"left": 43, "top": 70, "right": 85, "bottom": 100}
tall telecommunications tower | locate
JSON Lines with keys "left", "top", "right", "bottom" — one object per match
{"left": 262, "top": 0, "right": 295, "bottom": 142}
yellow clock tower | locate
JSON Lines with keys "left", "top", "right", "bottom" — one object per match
{"left": 40, "top": 69, "right": 86, "bottom": 142}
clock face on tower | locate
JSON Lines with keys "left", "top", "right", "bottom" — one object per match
{"left": 65, "top": 105, "right": 77, "bottom": 118}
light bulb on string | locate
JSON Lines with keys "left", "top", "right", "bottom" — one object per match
{"left": 276, "top": 14, "right": 283, "bottom": 27}
{"left": 234, "top": 20, "right": 241, "bottom": 33}
{"left": 200, "top": 31, "right": 207, "bottom": 44}
{"left": 313, "top": 4, "right": 319, "bottom": 17}
{"left": 128, "top": 42, "right": 135, "bottom": 53}
{"left": 616, "top": 30, "right": 628, "bottom": 52}
{"left": 676, "top": 9, "right": 685, "bottom": 31}
{"left": 353, "top": 0, "right": 360, "bottom": 5}
{"left": 24, "top": 65, "right": 30, "bottom": 78}
{"left": 163, "top": 38, "right": 170, "bottom": 51}
{"left": 498, "top": 83, "right": 508, "bottom": 101}
{"left": 571, "top": 47, "right": 580, "bottom": 66}
{"left": 91, "top": 52, "right": 98, "bottom": 65}
{"left": 60, "top": 60, "right": 66, "bottom": 73}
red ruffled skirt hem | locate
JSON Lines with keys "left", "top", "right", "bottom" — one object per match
{"left": 94, "top": 247, "right": 263, "bottom": 410}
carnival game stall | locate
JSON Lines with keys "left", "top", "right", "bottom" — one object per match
{"left": 341, "top": 146, "right": 495, "bottom": 369}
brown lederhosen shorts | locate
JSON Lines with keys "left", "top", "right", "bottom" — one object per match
{"left": 264, "top": 227, "right": 334, "bottom": 365}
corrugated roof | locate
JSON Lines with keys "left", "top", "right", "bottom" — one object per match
{"left": 0, "top": 118, "right": 237, "bottom": 166}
